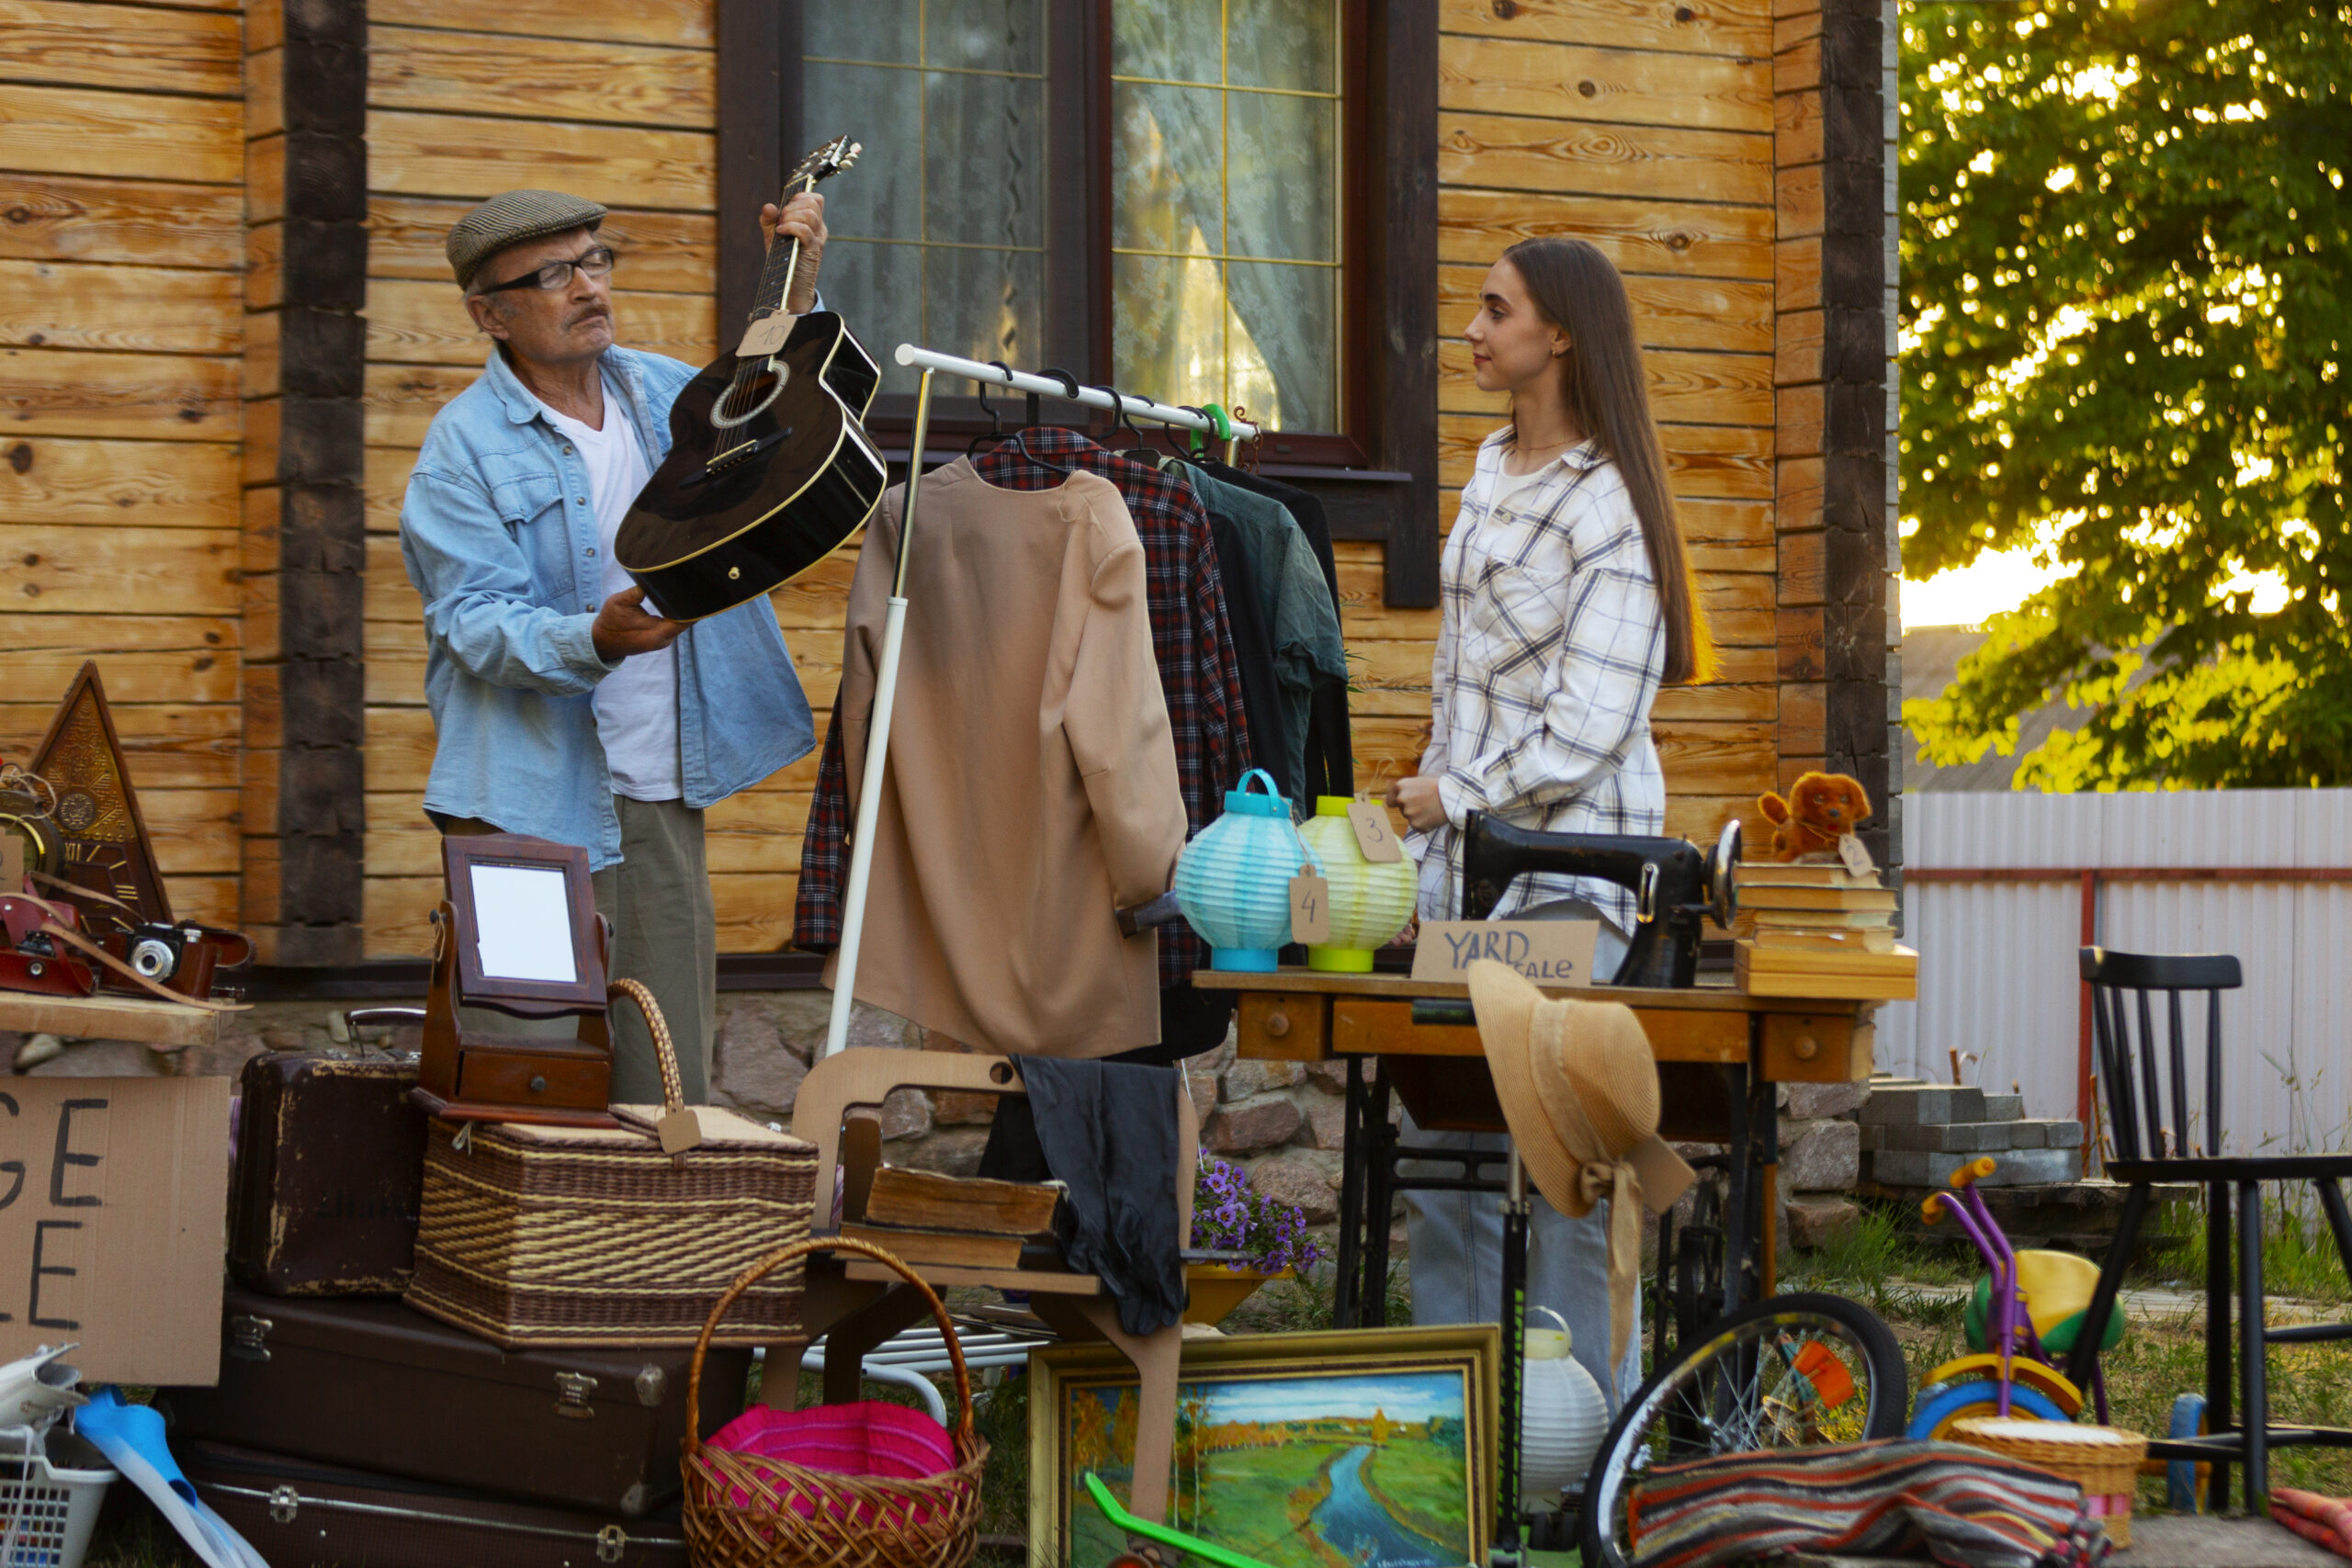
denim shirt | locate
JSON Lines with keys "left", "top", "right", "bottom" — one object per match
{"left": 399, "top": 344, "right": 817, "bottom": 869}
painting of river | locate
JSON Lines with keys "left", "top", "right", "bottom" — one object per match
{"left": 1056, "top": 1364, "right": 1481, "bottom": 1568}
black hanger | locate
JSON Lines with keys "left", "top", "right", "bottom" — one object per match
{"left": 965, "top": 363, "right": 1007, "bottom": 458}
{"left": 1093, "top": 383, "right": 1158, "bottom": 467}
{"left": 1177, "top": 407, "right": 1215, "bottom": 464}
{"left": 1011, "top": 367, "right": 1082, "bottom": 477}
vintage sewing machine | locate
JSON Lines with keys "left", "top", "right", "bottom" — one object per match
{"left": 1457, "top": 811, "right": 1742, "bottom": 987}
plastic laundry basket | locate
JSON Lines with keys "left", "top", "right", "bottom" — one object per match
{"left": 0, "top": 1425, "right": 117, "bottom": 1568}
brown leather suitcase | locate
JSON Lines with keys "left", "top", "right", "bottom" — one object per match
{"left": 164, "top": 1288, "right": 753, "bottom": 1517}
{"left": 180, "top": 1440, "right": 689, "bottom": 1568}
{"left": 230, "top": 1049, "right": 428, "bottom": 1295}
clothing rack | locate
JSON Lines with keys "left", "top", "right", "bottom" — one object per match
{"left": 821, "top": 345, "right": 1261, "bottom": 1058}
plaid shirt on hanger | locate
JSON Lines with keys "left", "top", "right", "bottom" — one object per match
{"left": 793, "top": 427, "right": 1251, "bottom": 987}
{"left": 1407, "top": 431, "right": 1668, "bottom": 936}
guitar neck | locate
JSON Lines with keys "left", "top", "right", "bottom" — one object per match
{"left": 748, "top": 173, "right": 819, "bottom": 321}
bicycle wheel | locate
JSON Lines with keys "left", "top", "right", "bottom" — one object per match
{"left": 1578, "top": 1292, "right": 1909, "bottom": 1568}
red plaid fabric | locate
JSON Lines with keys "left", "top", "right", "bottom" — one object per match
{"left": 793, "top": 429, "right": 1251, "bottom": 987}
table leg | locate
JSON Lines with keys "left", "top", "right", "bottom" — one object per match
{"left": 1758, "top": 1072, "right": 1780, "bottom": 1300}
{"left": 1334, "top": 1055, "right": 1367, "bottom": 1329}
{"left": 1496, "top": 1154, "right": 1530, "bottom": 1554}
{"left": 1363, "top": 1058, "right": 1396, "bottom": 1327}
{"left": 1722, "top": 1061, "right": 1751, "bottom": 1317}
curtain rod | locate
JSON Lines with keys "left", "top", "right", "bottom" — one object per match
{"left": 891, "top": 344, "right": 1264, "bottom": 439}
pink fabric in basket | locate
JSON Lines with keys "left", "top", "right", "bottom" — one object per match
{"left": 702, "top": 1401, "right": 957, "bottom": 1523}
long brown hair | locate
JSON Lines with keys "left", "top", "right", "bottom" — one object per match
{"left": 1498, "top": 236, "right": 1710, "bottom": 684}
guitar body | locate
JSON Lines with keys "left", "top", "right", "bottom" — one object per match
{"left": 616, "top": 310, "right": 887, "bottom": 623}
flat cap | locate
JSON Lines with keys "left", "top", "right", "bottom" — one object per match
{"left": 446, "top": 189, "right": 608, "bottom": 289}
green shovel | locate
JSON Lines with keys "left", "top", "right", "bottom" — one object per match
{"left": 1080, "top": 1471, "right": 1276, "bottom": 1568}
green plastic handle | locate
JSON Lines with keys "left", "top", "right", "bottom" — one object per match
{"left": 1080, "top": 1471, "right": 1276, "bottom": 1568}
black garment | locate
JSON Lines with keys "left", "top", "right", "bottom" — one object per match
{"left": 1200, "top": 463, "right": 1353, "bottom": 799}
{"left": 1205, "top": 512, "right": 1293, "bottom": 800}
{"left": 975, "top": 1057, "right": 1188, "bottom": 1336}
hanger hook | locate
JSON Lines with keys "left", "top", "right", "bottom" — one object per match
{"left": 1091, "top": 383, "right": 1146, "bottom": 451}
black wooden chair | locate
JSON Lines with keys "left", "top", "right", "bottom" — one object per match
{"left": 2062, "top": 947, "right": 2352, "bottom": 1509}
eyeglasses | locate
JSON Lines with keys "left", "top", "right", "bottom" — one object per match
{"left": 477, "top": 245, "right": 616, "bottom": 296}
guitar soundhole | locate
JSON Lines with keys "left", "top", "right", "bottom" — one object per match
{"left": 711, "top": 362, "right": 787, "bottom": 430}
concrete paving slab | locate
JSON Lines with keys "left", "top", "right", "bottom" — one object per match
{"left": 2118, "top": 1514, "right": 2344, "bottom": 1568}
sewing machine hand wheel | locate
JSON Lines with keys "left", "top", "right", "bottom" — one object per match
{"left": 1708, "top": 818, "right": 1741, "bottom": 930}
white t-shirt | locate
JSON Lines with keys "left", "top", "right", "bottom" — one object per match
{"left": 1487, "top": 459, "right": 1552, "bottom": 509}
{"left": 532, "top": 376, "right": 681, "bottom": 802}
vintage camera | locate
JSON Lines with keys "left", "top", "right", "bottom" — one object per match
{"left": 125, "top": 921, "right": 203, "bottom": 982}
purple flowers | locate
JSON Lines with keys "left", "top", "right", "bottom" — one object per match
{"left": 1192, "top": 1156, "right": 1329, "bottom": 1275}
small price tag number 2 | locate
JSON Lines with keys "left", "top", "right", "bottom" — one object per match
{"left": 1838, "top": 832, "right": 1877, "bottom": 879}
{"left": 1289, "top": 871, "right": 1332, "bottom": 946}
{"left": 1346, "top": 801, "right": 1404, "bottom": 863}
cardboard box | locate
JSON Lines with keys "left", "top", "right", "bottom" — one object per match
{"left": 0, "top": 1077, "right": 230, "bottom": 1385}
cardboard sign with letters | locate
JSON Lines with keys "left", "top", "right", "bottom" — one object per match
{"left": 1411, "top": 919, "right": 1601, "bottom": 987}
{"left": 0, "top": 1077, "right": 229, "bottom": 1385}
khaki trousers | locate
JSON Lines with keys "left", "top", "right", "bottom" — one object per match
{"left": 436, "top": 796, "right": 717, "bottom": 1105}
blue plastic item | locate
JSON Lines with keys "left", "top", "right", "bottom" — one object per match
{"left": 74, "top": 1390, "right": 267, "bottom": 1568}
{"left": 1173, "top": 769, "right": 1323, "bottom": 972}
{"left": 2166, "top": 1392, "right": 2209, "bottom": 1513}
{"left": 1903, "top": 1379, "right": 2071, "bottom": 1441}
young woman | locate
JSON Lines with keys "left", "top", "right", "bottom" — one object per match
{"left": 1384, "top": 235, "right": 1705, "bottom": 1401}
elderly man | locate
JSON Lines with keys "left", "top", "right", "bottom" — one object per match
{"left": 399, "top": 190, "right": 829, "bottom": 1103}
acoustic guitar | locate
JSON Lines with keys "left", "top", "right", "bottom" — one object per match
{"left": 616, "top": 134, "right": 886, "bottom": 623}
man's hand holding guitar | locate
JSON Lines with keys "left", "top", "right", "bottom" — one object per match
{"left": 759, "top": 191, "right": 829, "bottom": 315}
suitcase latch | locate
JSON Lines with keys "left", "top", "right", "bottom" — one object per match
{"left": 553, "top": 1371, "right": 599, "bottom": 1418}
{"left": 268, "top": 1486, "right": 300, "bottom": 1525}
{"left": 229, "top": 1314, "right": 274, "bottom": 1362}
{"left": 596, "top": 1525, "right": 628, "bottom": 1563}
{"left": 633, "top": 1365, "right": 664, "bottom": 1407}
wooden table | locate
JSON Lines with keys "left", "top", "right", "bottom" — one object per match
{"left": 0, "top": 988, "right": 220, "bottom": 1050}
{"left": 1193, "top": 967, "right": 1875, "bottom": 1330}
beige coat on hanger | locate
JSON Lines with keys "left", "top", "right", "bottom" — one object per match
{"left": 820, "top": 460, "right": 1186, "bottom": 1055}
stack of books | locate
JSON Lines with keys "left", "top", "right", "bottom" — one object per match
{"left": 1733, "top": 862, "right": 1918, "bottom": 1000}
{"left": 839, "top": 1168, "right": 1063, "bottom": 1271}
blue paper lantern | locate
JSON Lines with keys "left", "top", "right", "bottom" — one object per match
{"left": 1174, "top": 769, "right": 1324, "bottom": 972}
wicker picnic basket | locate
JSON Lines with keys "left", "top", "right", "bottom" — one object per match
{"left": 683, "top": 1236, "right": 988, "bottom": 1568}
{"left": 1949, "top": 1417, "right": 2148, "bottom": 1547}
{"left": 403, "top": 979, "right": 819, "bottom": 1349}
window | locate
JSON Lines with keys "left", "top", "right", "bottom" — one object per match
{"left": 800, "top": 3, "right": 1050, "bottom": 396}
{"left": 797, "top": 0, "right": 1340, "bottom": 434}
{"left": 1109, "top": 1, "right": 1341, "bottom": 434}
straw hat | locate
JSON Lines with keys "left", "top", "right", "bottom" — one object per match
{"left": 1469, "top": 959, "right": 1697, "bottom": 1367}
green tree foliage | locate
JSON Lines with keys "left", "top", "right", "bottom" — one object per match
{"left": 1901, "top": 0, "right": 2351, "bottom": 787}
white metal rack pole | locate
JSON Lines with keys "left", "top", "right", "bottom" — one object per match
{"left": 821, "top": 344, "right": 1264, "bottom": 1057}
{"left": 888, "top": 344, "right": 1262, "bottom": 439}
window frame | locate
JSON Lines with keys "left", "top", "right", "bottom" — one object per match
{"left": 720, "top": 0, "right": 1437, "bottom": 605}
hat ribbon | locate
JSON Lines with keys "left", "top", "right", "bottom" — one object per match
{"left": 1538, "top": 1038, "right": 1645, "bottom": 1371}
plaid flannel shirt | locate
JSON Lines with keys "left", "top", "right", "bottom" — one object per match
{"left": 1408, "top": 432, "right": 1667, "bottom": 934}
{"left": 794, "top": 429, "right": 1250, "bottom": 986}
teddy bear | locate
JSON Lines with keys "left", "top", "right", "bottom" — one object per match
{"left": 1758, "top": 772, "right": 1872, "bottom": 861}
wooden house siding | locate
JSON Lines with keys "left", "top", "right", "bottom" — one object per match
{"left": 0, "top": 0, "right": 1888, "bottom": 964}
{"left": 0, "top": 0, "right": 247, "bottom": 931}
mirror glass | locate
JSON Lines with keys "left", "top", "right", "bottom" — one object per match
{"left": 469, "top": 863, "right": 579, "bottom": 983}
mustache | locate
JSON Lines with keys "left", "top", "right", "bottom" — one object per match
{"left": 566, "top": 303, "right": 612, "bottom": 329}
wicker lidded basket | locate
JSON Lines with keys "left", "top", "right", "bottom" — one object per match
{"left": 1950, "top": 1417, "right": 2149, "bottom": 1547}
{"left": 683, "top": 1236, "right": 989, "bottom": 1568}
{"left": 404, "top": 979, "right": 819, "bottom": 1349}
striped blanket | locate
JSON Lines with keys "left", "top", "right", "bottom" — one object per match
{"left": 2273, "top": 1488, "right": 2352, "bottom": 1559}
{"left": 1627, "top": 1439, "right": 2109, "bottom": 1568}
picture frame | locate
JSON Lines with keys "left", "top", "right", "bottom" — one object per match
{"left": 1029, "top": 1325, "right": 1498, "bottom": 1568}
{"left": 440, "top": 833, "right": 605, "bottom": 1010}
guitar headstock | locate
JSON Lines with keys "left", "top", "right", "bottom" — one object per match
{"left": 787, "top": 134, "right": 861, "bottom": 191}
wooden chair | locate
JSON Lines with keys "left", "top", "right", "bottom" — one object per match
{"left": 776, "top": 1048, "right": 1196, "bottom": 1531}
{"left": 2064, "top": 947, "right": 2352, "bottom": 1510}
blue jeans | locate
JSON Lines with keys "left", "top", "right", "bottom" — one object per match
{"left": 1403, "top": 904, "right": 1639, "bottom": 1403}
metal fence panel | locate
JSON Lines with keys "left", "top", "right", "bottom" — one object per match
{"left": 1879, "top": 790, "right": 2352, "bottom": 1155}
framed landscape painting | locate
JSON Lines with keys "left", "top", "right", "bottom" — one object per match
{"left": 1030, "top": 1326, "right": 1498, "bottom": 1568}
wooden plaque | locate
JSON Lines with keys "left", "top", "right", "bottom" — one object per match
{"left": 27, "top": 662, "right": 172, "bottom": 923}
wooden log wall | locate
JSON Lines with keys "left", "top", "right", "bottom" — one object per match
{"left": 0, "top": 0, "right": 246, "bottom": 928}
{"left": 1408, "top": 0, "right": 1784, "bottom": 852}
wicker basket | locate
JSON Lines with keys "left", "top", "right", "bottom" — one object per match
{"left": 683, "top": 1237, "right": 988, "bottom": 1568}
{"left": 404, "top": 979, "right": 819, "bottom": 1349}
{"left": 1950, "top": 1417, "right": 2148, "bottom": 1547}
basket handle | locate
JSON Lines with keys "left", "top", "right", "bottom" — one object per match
{"left": 683, "top": 1237, "right": 978, "bottom": 1460}
{"left": 607, "top": 977, "right": 686, "bottom": 1115}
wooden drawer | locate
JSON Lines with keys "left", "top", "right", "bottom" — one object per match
{"left": 1234, "top": 992, "right": 1331, "bottom": 1060}
{"left": 1760, "top": 1013, "right": 1868, "bottom": 1082}
{"left": 455, "top": 1047, "right": 610, "bottom": 1111}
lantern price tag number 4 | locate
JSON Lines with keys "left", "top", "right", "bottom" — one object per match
{"left": 1344, "top": 801, "right": 1403, "bottom": 863}
{"left": 1288, "top": 872, "right": 1332, "bottom": 946}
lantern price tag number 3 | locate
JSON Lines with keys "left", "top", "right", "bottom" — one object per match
{"left": 1345, "top": 801, "right": 1403, "bottom": 863}
{"left": 1289, "top": 872, "right": 1332, "bottom": 946}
